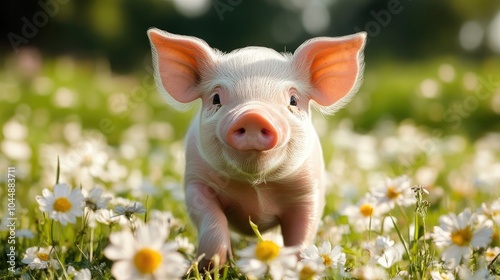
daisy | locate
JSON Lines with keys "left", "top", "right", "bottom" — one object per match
{"left": 301, "top": 241, "right": 346, "bottom": 271}
{"left": 431, "top": 208, "right": 493, "bottom": 267}
{"left": 36, "top": 183, "right": 84, "bottom": 225}
{"left": 430, "top": 270, "right": 455, "bottom": 280}
{"left": 115, "top": 201, "right": 146, "bottom": 216}
{"left": 175, "top": 236, "right": 195, "bottom": 255}
{"left": 95, "top": 209, "right": 122, "bottom": 226}
{"left": 351, "top": 265, "right": 388, "bottom": 280}
{"left": 83, "top": 187, "right": 111, "bottom": 211}
{"left": 148, "top": 210, "right": 179, "bottom": 232}
{"left": 480, "top": 199, "right": 500, "bottom": 226}
{"left": 371, "top": 175, "right": 416, "bottom": 210}
{"left": 458, "top": 266, "right": 495, "bottom": 280}
{"left": 67, "top": 266, "right": 91, "bottom": 280}
{"left": 82, "top": 187, "right": 112, "bottom": 228}
{"left": 316, "top": 217, "right": 350, "bottom": 244}
{"left": 485, "top": 246, "right": 500, "bottom": 262}
{"left": 286, "top": 259, "right": 325, "bottom": 280}
{"left": 363, "top": 236, "right": 404, "bottom": 268}
{"left": 342, "top": 194, "right": 391, "bottom": 232}
{"left": 236, "top": 239, "right": 298, "bottom": 279}
{"left": 104, "top": 221, "right": 187, "bottom": 280}
{"left": 71, "top": 138, "right": 108, "bottom": 178}
{"left": 21, "top": 246, "right": 60, "bottom": 270}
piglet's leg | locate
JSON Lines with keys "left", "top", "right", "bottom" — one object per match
{"left": 280, "top": 206, "right": 319, "bottom": 249}
{"left": 185, "top": 184, "right": 231, "bottom": 268}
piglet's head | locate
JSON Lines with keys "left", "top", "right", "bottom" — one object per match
{"left": 148, "top": 28, "right": 366, "bottom": 182}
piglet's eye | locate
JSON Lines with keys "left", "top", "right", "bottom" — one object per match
{"left": 289, "top": 95, "right": 297, "bottom": 106}
{"left": 212, "top": 94, "right": 221, "bottom": 105}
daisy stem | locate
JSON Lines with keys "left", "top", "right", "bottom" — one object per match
{"left": 487, "top": 252, "right": 500, "bottom": 273}
{"left": 144, "top": 195, "right": 149, "bottom": 223}
{"left": 397, "top": 204, "right": 409, "bottom": 223}
{"left": 411, "top": 185, "right": 430, "bottom": 278}
{"left": 389, "top": 215, "right": 411, "bottom": 263}
{"left": 50, "top": 219, "right": 55, "bottom": 246}
{"left": 89, "top": 227, "right": 94, "bottom": 262}
{"left": 55, "top": 156, "right": 60, "bottom": 185}
{"left": 52, "top": 247, "right": 70, "bottom": 280}
{"left": 413, "top": 208, "right": 419, "bottom": 246}
{"left": 368, "top": 215, "right": 372, "bottom": 241}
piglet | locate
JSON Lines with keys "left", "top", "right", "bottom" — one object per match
{"left": 147, "top": 28, "right": 366, "bottom": 268}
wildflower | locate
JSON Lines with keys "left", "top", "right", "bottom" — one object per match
{"left": 432, "top": 209, "right": 493, "bottom": 267}
{"left": 83, "top": 187, "right": 111, "bottom": 211}
{"left": 316, "top": 217, "right": 350, "bottom": 244}
{"left": 363, "top": 236, "right": 404, "bottom": 268}
{"left": 102, "top": 159, "right": 128, "bottom": 183}
{"left": 430, "top": 270, "right": 455, "bottom": 280}
{"left": 36, "top": 183, "right": 84, "bottom": 225}
{"left": 175, "top": 236, "right": 195, "bottom": 255}
{"left": 72, "top": 138, "right": 108, "bottom": 178}
{"left": 485, "top": 246, "right": 500, "bottom": 262}
{"left": 21, "top": 246, "right": 60, "bottom": 270}
{"left": 104, "top": 222, "right": 188, "bottom": 280}
{"left": 342, "top": 194, "right": 390, "bottom": 232}
{"left": 67, "top": 266, "right": 91, "bottom": 280}
{"left": 149, "top": 210, "right": 179, "bottom": 231}
{"left": 458, "top": 266, "right": 495, "bottom": 280}
{"left": 95, "top": 209, "right": 121, "bottom": 226}
{"left": 287, "top": 260, "right": 325, "bottom": 280}
{"left": 480, "top": 199, "right": 500, "bottom": 226}
{"left": 301, "top": 241, "right": 346, "bottom": 271}
{"left": 114, "top": 201, "right": 146, "bottom": 218}
{"left": 351, "top": 265, "right": 388, "bottom": 280}
{"left": 371, "top": 175, "right": 416, "bottom": 210}
{"left": 237, "top": 239, "right": 298, "bottom": 279}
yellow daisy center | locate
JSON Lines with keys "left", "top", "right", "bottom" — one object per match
{"left": 386, "top": 186, "right": 401, "bottom": 200}
{"left": 299, "top": 265, "right": 317, "bottom": 280}
{"left": 359, "top": 203, "right": 374, "bottom": 217}
{"left": 255, "top": 240, "right": 280, "bottom": 262}
{"left": 492, "top": 210, "right": 500, "bottom": 217}
{"left": 53, "top": 197, "right": 72, "bottom": 212}
{"left": 133, "top": 248, "right": 162, "bottom": 274}
{"left": 81, "top": 154, "right": 94, "bottom": 167}
{"left": 321, "top": 253, "right": 333, "bottom": 266}
{"left": 451, "top": 226, "right": 473, "bottom": 246}
{"left": 486, "top": 250, "right": 497, "bottom": 259}
{"left": 37, "top": 252, "right": 50, "bottom": 261}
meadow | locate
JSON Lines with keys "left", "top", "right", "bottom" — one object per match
{"left": 1, "top": 50, "right": 500, "bottom": 279}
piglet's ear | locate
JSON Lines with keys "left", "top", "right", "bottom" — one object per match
{"left": 148, "top": 28, "right": 214, "bottom": 110}
{"left": 293, "top": 32, "right": 366, "bottom": 114}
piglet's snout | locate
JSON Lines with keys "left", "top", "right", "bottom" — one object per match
{"left": 226, "top": 112, "right": 279, "bottom": 151}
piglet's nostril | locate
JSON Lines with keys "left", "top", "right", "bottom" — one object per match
{"left": 237, "top": 128, "right": 246, "bottom": 134}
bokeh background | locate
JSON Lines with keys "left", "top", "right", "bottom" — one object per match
{"left": 1, "top": 0, "right": 500, "bottom": 213}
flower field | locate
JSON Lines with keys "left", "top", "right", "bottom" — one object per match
{"left": 1, "top": 51, "right": 500, "bottom": 279}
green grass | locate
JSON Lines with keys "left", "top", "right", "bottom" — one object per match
{"left": 0, "top": 54, "right": 500, "bottom": 279}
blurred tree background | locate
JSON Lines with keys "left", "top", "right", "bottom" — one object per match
{"left": 2, "top": 0, "right": 499, "bottom": 68}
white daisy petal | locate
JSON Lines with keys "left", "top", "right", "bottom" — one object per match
{"left": 471, "top": 226, "right": 493, "bottom": 248}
